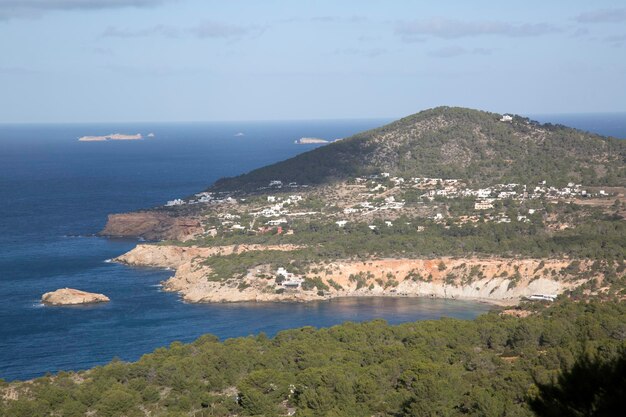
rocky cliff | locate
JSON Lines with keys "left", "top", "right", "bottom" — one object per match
{"left": 114, "top": 244, "right": 603, "bottom": 305}
{"left": 99, "top": 212, "right": 203, "bottom": 241}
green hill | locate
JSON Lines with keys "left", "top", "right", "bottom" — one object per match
{"left": 212, "top": 107, "right": 626, "bottom": 191}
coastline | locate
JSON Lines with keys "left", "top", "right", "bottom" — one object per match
{"left": 113, "top": 243, "right": 590, "bottom": 307}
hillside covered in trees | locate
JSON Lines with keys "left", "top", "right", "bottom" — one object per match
{"left": 2, "top": 300, "right": 625, "bottom": 416}
{"left": 212, "top": 107, "right": 626, "bottom": 192}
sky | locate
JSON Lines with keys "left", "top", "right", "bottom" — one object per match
{"left": 1, "top": 0, "right": 625, "bottom": 123}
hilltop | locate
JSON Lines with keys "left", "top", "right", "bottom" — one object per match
{"left": 211, "top": 106, "right": 625, "bottom": 192}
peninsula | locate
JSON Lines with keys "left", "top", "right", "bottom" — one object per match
{"left": 78, "top": 133, "right": 143, "bottom": 142}
{"left": 101, "top": 107, "right": 626, "bottom": 306}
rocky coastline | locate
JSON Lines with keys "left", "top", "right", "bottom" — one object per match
{"left": 114, "top": 244, "right": 590, "bottom": 306}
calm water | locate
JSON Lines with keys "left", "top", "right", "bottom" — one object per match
{"left": 1, "top": 114, "right": 623, "bottom": 381}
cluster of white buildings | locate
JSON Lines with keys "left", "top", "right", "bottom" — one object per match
{"left": 356, "top": 174, "right": 603, "bottom": 210}
{"left": 433, "top": 181, "right": 594, "bottom": 201}
{"left": 528, "top": 182, "right": 591, "bottom": 199}
{"left": 258, "top": 180, "right": 305, "bottom": 191}
{"left": 251, "top": 194, "right": 305, "bottom": 220}
{"left": 165, "top": 191, "right": 237, "bottom": 207}
{"left": 342, "top": 195, "right": 406, "bottom": 216}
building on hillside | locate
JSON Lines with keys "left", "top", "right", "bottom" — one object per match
{"left": 166, "top": 198, "right": 185, "bottom": 206}
{"left": 474, "top": 199, "right": 494, "bottom": 210}
{"left": 276, "top": 267, "right": 304, "bottom": 288}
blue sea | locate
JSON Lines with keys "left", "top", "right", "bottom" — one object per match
{"left": 0, "top": 114, "right": 623, "bottom": 382}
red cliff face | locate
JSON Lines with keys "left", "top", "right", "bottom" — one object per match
{"left": 99, "top": 211, "right": 203, "bottom": 241}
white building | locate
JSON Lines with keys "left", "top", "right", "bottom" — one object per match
{"left": 474, "top": 200, "right": 494, "bottom": 210}
{"left": 276, "top": 267, "right": 304, "bottom": 288}
{"left": 166, "top": 198, "right": 185, "bottom": 206}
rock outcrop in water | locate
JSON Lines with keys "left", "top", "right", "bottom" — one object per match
{"left": 78, "top": 133, "right": 143, "bottom": 142}
{"left": 41, "top": 288, "right": 110, "bottom": 305}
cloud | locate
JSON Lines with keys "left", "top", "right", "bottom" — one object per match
{"left": 0, "top": 0, "right": 171, "bottom": 20}
{"left": 395, "top": 18, "right": 560, "bottom": 40}
{"left": 333, "top": 47, "right": 388, "bottom": 58}
{"left": 188, "top": 21, "right": 253, "bottom": 39}
{"left": 572, "top": 27, "right": 590, "bottom": 37}
{"left": 604, "top": 34, "right": 626, "bottom": 47}
{"left": 102, "top": 64, "right": 211, "bottom": 77}
{"left": 427, "top": 46, "right": 493, "bottom": 58}
{"left": 102, "top": 21, "right": 260, "bottom": 40}
{"left": 357, "top": 35, "right": 381, "bottom": 42}
{"left": 0, "top": 65, "right": 39, "bottom": 75}
{"left": 575, "top": 8, "right": 626, "bottom": 24}
{"left": 103, "top": 24, "right": 180, "bottom": 38}
{"left": 278, "top": 15, "right": 367, "bottom": 25}
{"left": 92, "top": 47, "right": 114, "bottom": 56}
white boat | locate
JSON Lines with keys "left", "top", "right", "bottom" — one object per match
{"left": 525, "top": 294, "right": 557, "bottom": 302}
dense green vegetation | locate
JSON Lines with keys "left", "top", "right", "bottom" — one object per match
{"left": 530, "top": 349, "right": 626, "bottom": 417}
{"left": 188, "top": 213, "right": 626, "bottom": 282}
{"left": 211, "top": 107, "right": 626, "bottom": 191}
{"left": 2, "top": 301, "right": 625, "bottom": 416}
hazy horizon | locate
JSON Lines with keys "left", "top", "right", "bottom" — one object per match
{"left": 1, "top": 0, "right": 625, "bottom": 123}
{"left": 0, "top": 110, "right": 625, "bottom": 126}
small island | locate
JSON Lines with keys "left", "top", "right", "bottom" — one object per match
{"left": 78, "top": 133, "right": 143, "bottom": 142}
{"left": 41, "top": 288, "right": 110, "bottom": 306}
{"left": 294, "top": 137, "right": 329, "bottom": 144}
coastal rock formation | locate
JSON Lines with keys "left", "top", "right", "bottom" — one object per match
{"left": 100, "top": 212, "right": 203, "bottom": 241}
{"left": 115, "top": 243, "right": 302, "bottom": 269}
{"left": 115, "top": 244, "right": 308, "bottom": 303}
{"left": 162, "top": 261, "right": 317, "bottom": 303}
{"left": 42, "top": 288, "right": 110, "bottom": 306}
{"left": 306, "top": 258, "right": 579, "bottom": 304}
{"left": 115, "top": 244, "right": 600, "bottom": 305}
